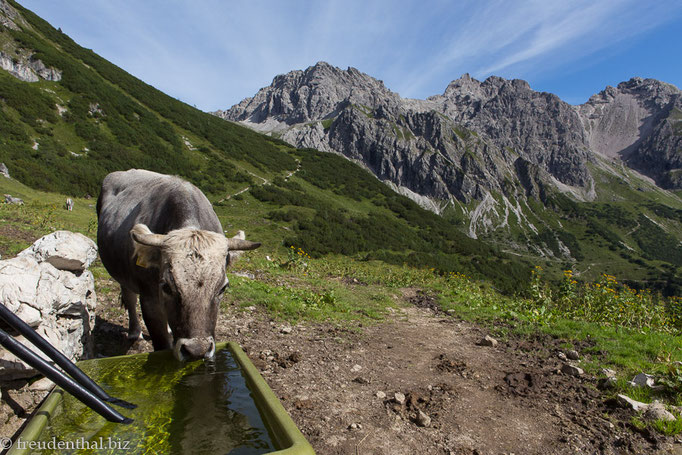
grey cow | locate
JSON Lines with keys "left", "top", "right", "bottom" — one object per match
{"left": 96, "top": 169, "right": 260, "bottom": 361}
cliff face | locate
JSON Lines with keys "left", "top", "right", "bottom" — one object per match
{"left": 215, "top": 63, "right": 682, "bottom": 210}
{"left": 577, "top": 78, "right": 682, "bottom": 189}
{"left": 0, "top": 0, "right": 61, "bottom": 83}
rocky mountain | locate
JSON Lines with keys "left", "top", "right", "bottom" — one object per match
{"left": 578, "top": 78, "right": 682, "bottom": 188}
{"left": 216, "top": 63, "right": 682, "bottom": 216}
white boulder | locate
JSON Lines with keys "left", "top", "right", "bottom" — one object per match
{"left": 18, "top": 230, "right": 97, "bottom": 272}
{"left": 0, "top": 231, "right": 97, "bottom": 381}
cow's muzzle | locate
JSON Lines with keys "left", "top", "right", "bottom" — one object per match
{"left": 173, "top": 336, "right": 215, "bottom": 361}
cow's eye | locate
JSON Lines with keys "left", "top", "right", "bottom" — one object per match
{"left": 161, "top": 282, "right": 173, "bottom": 295}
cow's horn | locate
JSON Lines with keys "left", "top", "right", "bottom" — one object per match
{"left": 227, "top": 238, "right": 261, "bottom": 251}
{"left": 130, "top": 224, "right": 165, "bottom": 247}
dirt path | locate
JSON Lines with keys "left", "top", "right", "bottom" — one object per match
{"left": 217, "top": 295, "right": 679, "bottom": 455}
{"left": 219, "top": 158, "right": 301, "bottom": 203}
{"left": 2, "top": 287, "right": 681, "bottom": 454}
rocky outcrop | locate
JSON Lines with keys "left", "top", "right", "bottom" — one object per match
{"left": 426, "top": 75, "right": 592, "bottom": 188}
{"left": 216, "top": 63, "right": 682, "bottom": 205}
{"left": 0, "top": 51, "right": 62, "bottom": 83}
{"left": 0, "top": 0, "right": 22, "bottom": 30}
{"left": 0, "top": 231, "right": 97, "bottom": 381}
{"left": 0, "top": 1, "right": 62, "bottom": 83}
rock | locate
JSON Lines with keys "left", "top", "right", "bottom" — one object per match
{"left": 416, "top": 410, "right": 431, "bottom": 427}
{"left": 477, "top": 335, "right": 498, "bottom": 347}
{"left": 0, "top": 162, "right": 9, "bottom": 178}
{"left": 14, "top": 303, "right": 41, "bottom": 327}
{"left": 394, "top": 392, "right": 406, "bottom": 405}
{"left": 566, "top": 350, "right": 580, "bottom": 360}
{"left": 351, "top": 364, "right": 362, "bottom": 373}
{"left": 598, "top": 377, "right": 618, "bottom": 390}
{"left": 643, "top": 402, "right": 676, "bottom": 422}
{"left": 601, "top": 368, "right": 617, "bottom": 378}
{"left": 617, "top": 394, "right": 648, "bottom": 412}
{"left": 376, "top": 391, "right": 386, "bottom": 399}
{"left": 629, "top": 372, "right": 656, "bottom": 388}
{"left": 561, "top": 364, "right": 584, "bottom": 376}
{"left": 18, "top": 231, "right": 97, "bottom": 272}
{"left": 287, "top": 351, "right": 302, "bottom": 363}
{"left": 29, "top": 377, "right": 54, "bottom": 392}
{"left": 557, "top": 352, "right": 568, "bottom": 362}
{"left": 280, "top": 326, "right": 293, "bottom": 334}
{"left": 232, "top": 271, "right": 255, "bottom": 279}
{"left": 0, "top": 50, "right": 62, "bottom": 83}
{"left": 0, "top": 232, "right": 96, "bottom": 381}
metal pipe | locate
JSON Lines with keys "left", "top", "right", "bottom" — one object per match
{"left": 0, "top": 328, "right": 132, "bottom": 424}
{"left": 0, "top": 303, "right": 135, "bottom": 409}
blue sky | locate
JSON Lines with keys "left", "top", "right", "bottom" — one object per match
{"left": 19, "top": 0, "right": 682, "bottom": 111}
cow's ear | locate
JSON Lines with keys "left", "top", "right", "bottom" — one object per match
{"left": 131, "top": 224, "right": 163, "bottom": 269}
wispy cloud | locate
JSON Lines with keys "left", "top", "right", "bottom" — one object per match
{"left": 18, "top": 0, "right": 682, "bottom": 110}
{"left": 396, "top": 0, "right": 682, "bottom": 97}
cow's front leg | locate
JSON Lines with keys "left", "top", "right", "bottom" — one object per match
{"left": 121, "top": 287, "right": 142, "bottom": 340}
{"left": 139, "top": 292, "right": 172, "bottom": 351}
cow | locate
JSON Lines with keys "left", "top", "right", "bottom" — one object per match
{"left": 96, "top": 169, "right": 260, "bottom": 361}
{"left": 65, "top": 198, "right": 74, "bottom": 211}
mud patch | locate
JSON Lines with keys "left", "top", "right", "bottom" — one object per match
{"left": 503, "top": 371, "right": 545, "bottom": 396}
{"left": 404, "top": 288, "right": 441, "bottom": 313}
{"left": 435, "top": 353, "right": 467, "bottom": 375}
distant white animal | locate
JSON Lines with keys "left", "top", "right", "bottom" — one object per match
{"left": 4, "top": 194, "right": 23, "bottom": 205}
{"left": 65, "top": 198, "right": 74, "bottom": 211}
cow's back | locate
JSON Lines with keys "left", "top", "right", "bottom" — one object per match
{"left": 97, "top": 169, "right": 223, "bottom": 293}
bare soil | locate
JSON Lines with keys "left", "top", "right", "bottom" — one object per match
{"left": 2, "top": 285, "right": 682, "bottom": 454}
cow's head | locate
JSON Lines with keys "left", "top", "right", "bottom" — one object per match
{"left": 130, "top": 224, "right": 260, "bottom": 361}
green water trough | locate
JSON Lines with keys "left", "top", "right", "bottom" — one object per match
{"left": 8, "top": 342, "right": 315, "bottom": 455}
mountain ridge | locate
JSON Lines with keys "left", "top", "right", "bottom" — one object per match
{"left": 214, "top": 63, "right": 682, "bottom": 288}
{"left": 215, "top": 63, "right": 682, "bottom": 207}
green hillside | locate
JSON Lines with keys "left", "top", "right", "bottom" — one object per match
{"left": 0, "top": 0, "right": 530, "bottom": 292}
{"left": 465, "top": 162, "right": 682, "bottom": 296}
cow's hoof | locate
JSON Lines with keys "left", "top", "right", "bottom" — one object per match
{"left": 127, "top": 330, "right": 142, "bottom": 341}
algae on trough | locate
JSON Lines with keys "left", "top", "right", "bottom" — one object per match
{"left": 28, "top": 347, "right": 274, "bottom": 454}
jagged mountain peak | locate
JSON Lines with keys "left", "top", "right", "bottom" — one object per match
{"left": 586, "top": 77, "right": 680, "bottom": 107}
{"left": 220, "top": 62, "right": 400, "bottom": 128}
{"left": 215, "top": 63, "right": 681, "bottom": 224}
{"left": 439, "top": 73, "right": 533, "bottom": 99}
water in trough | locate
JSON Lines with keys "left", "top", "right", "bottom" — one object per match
{"left": 29, "top": 347, "right": 274, "bottom": 454}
